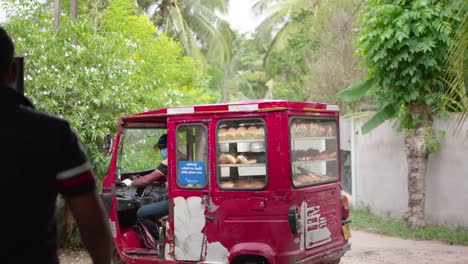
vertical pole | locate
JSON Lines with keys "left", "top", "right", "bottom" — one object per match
{"left": 350, "top": 116, "right": 357, "bottom": 206}
{"left": 54, "top": 0, "right": 61, "bottom": 29}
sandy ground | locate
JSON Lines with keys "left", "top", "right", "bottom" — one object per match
{"left": 341, "top": 230, "right": 468, "bottom": 264}
{"left": 59, "top": 229, "right": 468, "bottom": 264}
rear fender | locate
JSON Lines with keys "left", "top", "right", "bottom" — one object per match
{"left": 228, "top": 243, "right": 276, "bottom": 264}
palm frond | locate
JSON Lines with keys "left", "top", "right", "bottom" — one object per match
{"left": 263, "top": 20, "right": 302, "bottom": 66}
{"left": 254, "top": 5, "right": 291, "bottom": 49}
{"left": 189, "top": 0, "right": 228, "bottom": 14}
{"left": 253, "top": 0, "right": 279, "bottom": 15}
{"left": 255, "top": 0, "right": 317, "bottom": 52}
{"left": 149, "top": 0, "right": 231, "bottom": 67}
{"left": 441, "top": 0, "right": 467, "bottom": 136}
{"left": 185, "top": 13, "right": 232, "bottom": 64}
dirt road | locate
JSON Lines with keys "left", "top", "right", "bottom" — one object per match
{"left": 59, "top": 229, "right": 468, "bottom": 264}
{"left": 341, "top": 230, "right": 468, "bottom": 264}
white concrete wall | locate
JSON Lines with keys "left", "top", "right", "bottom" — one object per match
{"left": 348, "top": 114, "right": 468, "bottom": 228}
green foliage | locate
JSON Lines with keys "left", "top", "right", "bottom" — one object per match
{"left": 119, "top": 128, "right": 164, "bottom": 173}
{"left": 219, "top": 34, "right": 269, "bottom": 101}
{"left": 423, "top": 126, "right": 447, "bottom": 152}
{"left": 440, "top": 0, "right": 467, "bottom": 136}
{"left": 351, "top": 207, "right": 468, "bottom": 245}
{"left": 337, "top": 77, "right": 376, "bottom": 102}
{"left": 265, "top": 9, "right": 320, "bottom": 101}
{"left": 349, "top": 0, "right": 462, "bottom": 130}
{"left": 3, "top": 0, "right": 207, "bottom": 178}
{"left": 257, "top": 0, "right": 366, "bottom": 105}
{"left": 361, "top": 104, "right": 397, "bottom": 134}
{"left": 144, "top": 0, "right": 233, "bottom": 66}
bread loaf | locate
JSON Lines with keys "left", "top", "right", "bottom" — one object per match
{"left": 218, "top": 154, "right": 227, "bottom": 164}
{"left": 220, "top": 181, "right": 234, "bottom": 188}
{"left": 255, "top": 127, "right": 265, "bottom": 139}
{"left": 225, "top": 128, "right": 237, "bottom": 139}
{"left": 235, "top": 126, "right": 247, "bottom": 139}
{"left": 319, "top": 125, "right": 328, "bottom": 137}
{"left": 232, "top": 180, "right": 265, "bottom": 188}
{"left": 246, "top": 126, "right": 258, "bottom": 139}
{"left": 325, "top": 125, "right": 334, "bottom": 137}
{"left": 247, "top": 180, "right": 265, "bottom": 188}
{"left": 236, "top": 154, "right": 248, "bottom": 164}
{"left": 225, "top": 154, "right": 236, "bottom": 164}
{"left": 218, "top": 154, "right": 236, "bottom": 164}
{"left": 218, "top": 128, "right": 227, "bottom": 140}
{"left": 309, "top": 122, "right": 321, "bottom": 137}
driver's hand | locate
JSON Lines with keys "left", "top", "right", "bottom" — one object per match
{"left": 122, "top": 178, "right": 133, "bottom": 187}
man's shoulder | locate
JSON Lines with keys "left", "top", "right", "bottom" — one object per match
{"left": 17, "top": 105, "right": 70, "bottom": 129}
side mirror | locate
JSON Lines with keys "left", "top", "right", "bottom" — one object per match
{"left": 104, "top": 134, "right": 114, "bottom": 156}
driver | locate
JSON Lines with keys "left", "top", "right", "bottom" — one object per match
{"left": 122, "top": 134, "right": 168, "bottom": 241}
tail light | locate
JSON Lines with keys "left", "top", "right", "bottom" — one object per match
{"left": 341, "top": 195, "right": 349, "bottom": 220}
{"left": 288, "top": 205, "right": 302, "bottom": 234}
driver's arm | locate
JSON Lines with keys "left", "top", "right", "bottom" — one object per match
{"left": 131, "top": 169, "right": 165, "bottom": 187}
{"left": 131, "top": 159, "right": 168, "bottom": 187}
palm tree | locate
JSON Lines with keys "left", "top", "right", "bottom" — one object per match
{"left": 139, "top": 0, "right": 234, "bottom": 66}
{"left": 441, "top": 0, "right": 467, "bottom": 137}
{"left": 221, "top": 34, "right": 268, "bottom": 102}
{"left": 253, "top": 0, "right": 319, "bottom": 65}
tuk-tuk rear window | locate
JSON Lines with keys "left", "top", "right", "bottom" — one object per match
{"left": 176, "top": 124, "right": 208, "bottom": 189}
{"left": 290, "top": 117, "right": 338, "bottom": 187}
{"left": 216, "top": 118, "right": 267, "bottom": 190}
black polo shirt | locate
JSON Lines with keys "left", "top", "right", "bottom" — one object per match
{"left": 1, "top": 86, "right": 96, "bottom": 263}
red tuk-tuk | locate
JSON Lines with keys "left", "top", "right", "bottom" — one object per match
{"left": 101, "top": 100, "right": 351, "bottom": 264}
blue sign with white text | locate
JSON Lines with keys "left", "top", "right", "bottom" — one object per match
{"left": 178, "top": 161, "right": 206, "bottom": 185}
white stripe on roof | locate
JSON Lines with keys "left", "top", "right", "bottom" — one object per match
{"left": 167, "top": 107, "right": 195, "bottom": 114}
{"left": 228, "top": 104, "right": 258, "bottom": 112}
{"left": 56, "top": 162, "right": 92, "bottom": 180}
{"left": 326, "top": 105, "right": 339, "bottom": 111}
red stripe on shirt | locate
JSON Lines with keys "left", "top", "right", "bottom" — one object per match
{"left": 57, "top": 171, "right": 95, "bottom": 189}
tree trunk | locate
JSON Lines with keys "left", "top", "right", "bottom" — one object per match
{"left": 264, "top": 79, "right": 274, "bottom": 99}
{"left": 54, "top": 0, "right": 61, "bottom": 29}
{"left": 71, "top": 0, "right": 78, "bottom": 45}
{"left": 403, "top": 102, "right": 432, "bottom": 229}
{"left": 70, "top": 0, "right": 78, "bottom": 22}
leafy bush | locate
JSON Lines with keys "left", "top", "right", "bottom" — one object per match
{"left": 3, "top": 0, "right": 212, "bottom": 178}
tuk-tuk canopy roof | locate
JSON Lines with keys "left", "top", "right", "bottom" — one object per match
{"left": 121, "top": 99, "right": 339, "bottom": 122}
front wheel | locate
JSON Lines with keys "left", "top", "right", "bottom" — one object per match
{"left": 327, "top": 258, "right": 341, "bottom": 264}
{"left": 231, "top": 255, "right": 268, "bottom": 264}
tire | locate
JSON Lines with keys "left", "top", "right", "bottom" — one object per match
{"left": 231, "top": 255, "right": 268, "bottom": 264}
{"left": 326, "top": 258, "right": 341, "bottom": 264}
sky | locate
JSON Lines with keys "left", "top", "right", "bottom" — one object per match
{"left": 225, "top": 0, "right": 263, "bottom": 34}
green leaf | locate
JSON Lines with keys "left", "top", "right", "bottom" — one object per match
{"left": 362, "top": 104, "right": 397, "bottom": 134}
{"left": 336, "top": 77, "right": 377, "bottom": 102}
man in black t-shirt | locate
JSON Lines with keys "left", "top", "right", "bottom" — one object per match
{"left": 0, "top": 26, "right": 112, "bottom": 264}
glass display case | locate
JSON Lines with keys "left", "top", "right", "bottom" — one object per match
{"left": 290, "top": 118, "right": 338, "bottom": 187}
{"left": 217, "top": 118, "right": 267, "bottom": 189}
